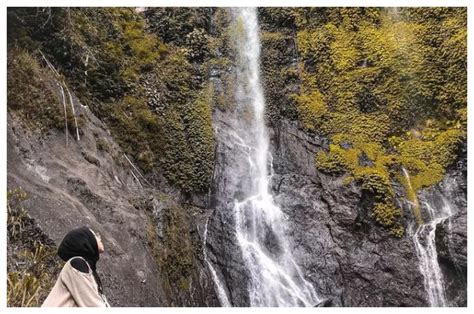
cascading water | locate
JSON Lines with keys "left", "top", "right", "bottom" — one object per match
{"left": 225, "top": 7, "right": 319, "bottom": 306}
{"left": 412, "top": 200, "right": 453, "bottom": 307}
{"left": 404, "top": 168, "right": 455, "bottom": 307}
{"left": 203, "top": 219, "right": 231, "bottom": 307}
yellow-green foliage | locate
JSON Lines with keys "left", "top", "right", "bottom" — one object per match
{"left": 7, "top": 188, "right": 62, "bottom": 307}
{"left": 372, "top": 202, "right": 402, "bottom": 228}
{"left": 47, "top": 8, "right": 166, "bottom": 100}
{"left": 161, "top": 206, "right": 193, "bottom": 289}
{"left": 259, "top": 27, "right": 301, "bottom": 123}
{"left": 107, "top": 95, "right": 164, "bottom": 172}
{"left": 293, "top": 91, "right": 328, "bottom": 131}
{"left": 7, "top": 49, "right": 63, "bottom": 132}
{"left": 209, "top": 71, "right": 236, "bottom": 112}
{"left": 146, "top": 205, "right": 194, "bottom": 301}
{"left": 395, "top": 126, "right": 465, "bottom": 192}
{"left": 8, "top": 272, "right": 42, "bottom": 307}
{"left": 294, "top": 8, "right": 466, "bottom": 235}
{"left": 161, "top": 82, "right": 216, "bottom": 193}
{"left": 8, "top": 8, "right": 217, "bottom": 193}
{"left": 7, "top": 188, "right": 30, "bottom": 241}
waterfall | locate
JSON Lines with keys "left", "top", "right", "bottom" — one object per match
{"left": 203, "top": 219, "right": 231, "bottom": 307}
{"left": 402, "top": 167, "right": 423, "bottom": 224}
{"left": 412, "top": 198, "right": 454, "bottom": 307}
{"left": 403, "top": 167, "right": 453, "bottom": 306}
{"left": 404, "top": 168, "right": 457, "bottom": 307}
{"left": 227, "top": 7, "right": 319, "bottom": 306}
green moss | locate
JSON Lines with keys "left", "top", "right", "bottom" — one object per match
{"left": 208, "top": 59, "right": 236, "bottom": 113}
{"left": 95, "top": 137, "right": 110, "bottom": 153}
{"left": 7, "top": 49, "right": 63, "bottom": 132}
{"left": 260, "top": 29, "right": 301, "bottom": 124}
{"left": 145, "top": 205, "right": 194, "bottom": 301}
{"left": 160, "top": 85, "right": 215, "bottom": 193}
{"left": 161, "top": 206, "right": 193, "bottom": 287}
{"left": 293, "top": 91, "right": 328, "bottom": 131}
{"left": 294, "top": 8, "right": 466, "bottom": 235}
{"left": 372, "top": 201, "right": 401, "bottom": 227}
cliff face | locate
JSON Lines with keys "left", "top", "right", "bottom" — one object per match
{"left": 270, "top": 120, "right": 467, "bottom": 306}
{"left": 7, "top": 7, "right": 467, "bottom": 307}
{"left": 7, "top": 100, "right": 467, "bottom": 306}
{"left": 7, "top": 87, "right": 219, "bottom": 306}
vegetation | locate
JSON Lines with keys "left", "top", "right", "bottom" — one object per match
{"left": 7, "top": 49, "right": 63, "bottom": 132}
{"left": 7, "top": 7, "right": 217, "bottom": 193}
{"left": 291, "top": 8, "right": 466, "bottom": 235}
{"left": 7, "top": 7, "right": 467, "bottom": 236}
{"left": 145, "top": 203, "right": 195, "bottom": 303}
{"left": 7, "top": 188, "right": 62, "bottom": 307}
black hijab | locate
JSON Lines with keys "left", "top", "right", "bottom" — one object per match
{"left": 58, "top": 226, "right": 103, "bottom": 294}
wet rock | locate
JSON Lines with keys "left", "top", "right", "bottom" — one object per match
{"left": 315, "top": 298, "right": 333, "bottom": 307}
{"left": 435, "top": 171, "right": 467, "bottom": 306}
{"left": 340, "top": 141, "right": 352, "bottom": 150}
{"left": 270, "top": 119, "right": 428, "bottom": 306}
{"left": 205, "top": 108, "right": 253, "bottom": 306}
{"left": 358, "top": 152, "right": 374, "bottom": 167}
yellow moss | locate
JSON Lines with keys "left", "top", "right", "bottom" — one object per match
{"left": 261, "top": 31, "right": 286, "bottom": 42}
{"left": 372, "top": 201, "right": 401, "bottom": 227}
{"left": 299, "top": 8, "right": 466, "bottom": 236}
{"left": 293, "top": 90, "right": 328, "bottom": 131}
{"left": 390, "top": 223, "right": 405, "bottom": 238}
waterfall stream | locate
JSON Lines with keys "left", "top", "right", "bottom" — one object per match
{"left": 404, "top": 169, "right": 455, "bottom": 307}
{"left": 221, "top": 7, "right": 319, "bottom": 306}
{"left": 412, "top": 199, "right": 453, "bottom": 307}
{"left": 203, "top": 219, "right": 231, "bottom": 307}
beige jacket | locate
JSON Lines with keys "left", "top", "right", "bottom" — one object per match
{"left": 42, "top": 257, "right": 109, "bottom": 307}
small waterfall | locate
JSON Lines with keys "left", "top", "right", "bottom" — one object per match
{"left": 402, "top": 167, "right": 460, "bottom": 307}
{"left": 202, "top": 219, "right": 231, "bottom": 307}
{"left": 41, "top": 51, "right": 81, "bottom": 143}
{"left": 402, "top": 167, "right": 423, "bottom": 224}
{"left": 412, "top": 197, "right": 454, "bottom": 307}
{"left": 227, "top": 7, "right": 319, "bottom": 306}
{"left": 404, "top": 167, "right": 453, "bottom": 306}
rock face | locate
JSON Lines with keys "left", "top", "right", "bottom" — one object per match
{"left": 205, "top": 108, "right": 252, "bottom": 306}
{"left": 7, "top": 83, "right": 467, "bottom": 307}
{"left": 204, "top": 110, "right": 466, "bottom": 307}
{"left": 7, "top": 86, "right": 219, "bottom": 306}
{"left": 270, "top": 120, "right": 467, "bottom": 307}
{"left": 269, "top": 120, "right": 428, "bottom": 306}
{"left": 8, "top": 111, "right": 161, "bottom": 306}
{"left": 7, "top": 27, "right": 467, "bottom": 309}
{"left": 435, "top": 150, "right": 467, "bottom": 306}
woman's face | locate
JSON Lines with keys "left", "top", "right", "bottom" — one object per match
{"left": 90, "top": 229, "right": 105, "bottom": 254}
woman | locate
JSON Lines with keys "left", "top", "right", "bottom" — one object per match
{"left": 42, "top": 226, "right": 110, "bottom": 307}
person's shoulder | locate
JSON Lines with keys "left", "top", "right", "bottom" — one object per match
{"left": 69, "top": 257, "right": 90, "bottom": 273}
